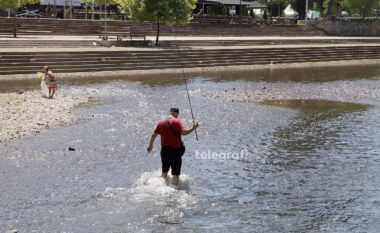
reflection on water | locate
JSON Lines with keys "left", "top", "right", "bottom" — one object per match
{"left": 0, "top": 65, "right": 380, "bottom": 232}
{"left": 264, "top": 100, "right": 369, "bottom": 157}
{"left": 2, "top": 63, "right": 380, "bottom": 93}
{"left": 262, "top": 99, "right": 371, "bottom": 114}
{"left": 209, "top": 64, "right": 380, "bottom": 83}
{"left": 262, "top": 99, "right": 371, "bottom": 166}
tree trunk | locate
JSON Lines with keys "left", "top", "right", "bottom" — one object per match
{"left": 326, "top": 0, "right": 335, "bottom": 19}
{"left": 92, "top": 0, "right": 95, "bottom": 20}
{"left": 13, "top": 13, "right": 17, "bottom": 38}
{"left": 156, "top": 20, "right": 160, "bottom": 46}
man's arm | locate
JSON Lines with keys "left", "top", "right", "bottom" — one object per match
{"left": 147, "top": 133, "right": 158, "bottom": 153}
{"left": 181, "top": 122, "right": 199, "bottom": 136}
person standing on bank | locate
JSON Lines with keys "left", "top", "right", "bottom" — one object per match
{"left": 42, "top": 66, "right": 57, "bottom": 99}
{"left": 147, "top": 108, "right": 199, "bottom": 186}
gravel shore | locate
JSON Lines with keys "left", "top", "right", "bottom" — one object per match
{"left": 0, "top": 90, "right": 89, "bottom": 142}
{"left": 195, "top": 79, "right": 380, "bottom": 106}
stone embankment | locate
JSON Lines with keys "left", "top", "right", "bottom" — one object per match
{"left": 1, "top": 45, "right": 380, "bottom": 76}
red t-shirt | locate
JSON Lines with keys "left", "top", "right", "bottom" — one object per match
{"left": 154, "top": 116, "right": 184, "bottom": 148}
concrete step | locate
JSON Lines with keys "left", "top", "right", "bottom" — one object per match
{"left": 0, "top": 54, "right": 377, "bottom": 75}
{"left": 1, "top": 46, "right": 379, "bottom": 75}
{"left": 1, "top": 45, "right": 379, "bottom": 56}
{"left": 0, "top": 17, "right": 326, "bottom": 37}
{"left": 0, "top": 53, "right": 377, "bottom": 75}
{"left": 0, "top": 40, "right": 98, "bottom": 48}
{"left": 4, "top": 39, "right": 374, "bottom": 49}
{"left": 1, "top": 48, "right": 379, "bottom": 64}
{"left": 1, "top": 50, "right": 378, "bottom": 62}
{"left": 1, "top": 53, "right": 378, "bottom": 73}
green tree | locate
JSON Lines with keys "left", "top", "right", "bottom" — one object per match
{"left": 81, "top": 0, "right": 118, "bottom": 6}
{"left": 119, "top": 0, "right": 196, "bottom": 46}
{"left": 288, "top": 0, "right": 310, "bottom": 19}
{"left": 208, "top": 3, "right": 228, "bottom": 16}
{"left": 259, "top": 0, "right": 287, "bottom": 20}
{"left": 342, "top": 0, "right": 379, "bottom": 17}
{"left": 325, "top": 0, "right": 336, "bottom": 18}
{"left": 313, "top": 0, "right": 325, "bottom": 16}
{"left": 0, "top": 0, "right": 39, "bottom": 9}
{"left": 0, "top": 0, "right": 40, "bottom": 37}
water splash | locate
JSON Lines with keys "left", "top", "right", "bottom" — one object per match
{"left": 95, "top": 171, "right": 196, "bottom": 225}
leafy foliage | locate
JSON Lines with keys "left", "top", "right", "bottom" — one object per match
{"left": 119, "top": 0, "right": 196, "bottom": 45}
{"left": 81, "top": 0, "right": 119, "bottom": 6}
{"left": 342, "top": 0, "right": 380, "bottom": 17}
{"left": 119, "top": 0, "right": 196, "bottom": 25}
{"left": 207, "top": 3, "right": 228, "bottom": 16}
{"left": 0, "top": 0, "right": 40, "bottom": 9}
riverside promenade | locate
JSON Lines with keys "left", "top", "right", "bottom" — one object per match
{"left": 1, "top": 35, "right": 380, "bottom": 80}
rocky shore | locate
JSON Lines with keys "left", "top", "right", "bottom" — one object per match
{"left": 195, "top": 79, "right": 380, "bottom": 106}
{"left": 0, "top": 90, "right": 88, "bottom": 142}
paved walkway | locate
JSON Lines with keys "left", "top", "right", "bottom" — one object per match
{"left": 1, "top": 43, "right": 380, "bottom": 53}
{"left": 1, "top": 35, "right": 380, "bottom": 41}
{"left": 1, "top": 35, "right": 380, "bottom": 52}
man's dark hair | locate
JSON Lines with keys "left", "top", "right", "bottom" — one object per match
{"left": 170, "top": 108, "right": 179, "bottom": 113}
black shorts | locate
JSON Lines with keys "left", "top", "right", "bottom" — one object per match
{"left": 161, "top": 146, "right": 183, "bottom": 176}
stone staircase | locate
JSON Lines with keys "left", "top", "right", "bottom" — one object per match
{"left": 0, "top": 17, "right": 326, "bottom": 37}
{"left": 0, "top": 38, "right": 379, "bottom": 48}
{"left": 0, "top": 40, "right": 98, "bottom": 48}
{"left": 1, "top": 46, "right": 379, "bottom": 76}
{"left": 160, "top": 39, "right": 380, "bottom": 47}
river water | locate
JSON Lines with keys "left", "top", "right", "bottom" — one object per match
{"left": 1, "top": 65, "right": 380, "bottom": 232}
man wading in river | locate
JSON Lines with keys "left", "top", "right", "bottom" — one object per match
{"left": 147, "top": 108, "right": 199, "bottom": 186}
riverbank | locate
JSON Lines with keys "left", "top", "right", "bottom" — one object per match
{"left": 2, "top": 59, "right": 380, "bottom": 82}
{"left": 0, "top": 90, "right": 88, "bottom": 142}
{"left": 1, "top": 36, "right": 380, "bottom": 142}
{"left": 2, "top": 62, "right": 380, "bottom": 143}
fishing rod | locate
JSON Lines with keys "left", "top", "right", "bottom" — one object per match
{"left": 172, "top": 26, "right": 199, "bottom": 141}
{"left": 181, "top": 63, "right": 199, "bottom": 141}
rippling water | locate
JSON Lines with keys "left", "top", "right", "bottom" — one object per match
{"left": 1, "top": 65, "right": 380, "bottom": 232}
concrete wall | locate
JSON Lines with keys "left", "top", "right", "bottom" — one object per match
{"left": 308, "top": 20, "right": 380, "bottom": 37}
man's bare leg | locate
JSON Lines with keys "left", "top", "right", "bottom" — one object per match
{"left": 161, "top": 172, "right": 168, "bottom": 179}
{"left": 172, "top": 175, "right": 179, "bottom": 186}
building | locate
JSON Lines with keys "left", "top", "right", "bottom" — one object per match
{"left": 196, "top": 0, "right": 265, "bottom": 16}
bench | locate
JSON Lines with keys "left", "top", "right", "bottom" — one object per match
{"left": 116, "top": 33, "right": 152, "bottom": 47}
{"left": 117, "top": 34, "right": 146, "bottom": 41}
{"left": 100, "top": 30, "right": 130, "bottom": 40}
{"left": 99, "top": 25, "right": 130, "bottom": 40}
